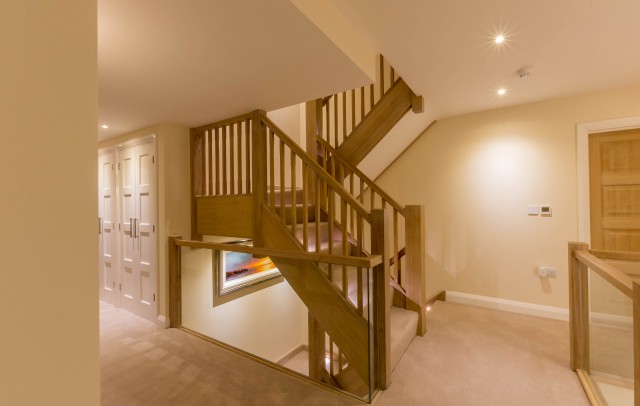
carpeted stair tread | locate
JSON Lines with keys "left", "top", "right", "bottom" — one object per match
{"left": 390, "top": 306, "right": 418, "bottom": 372}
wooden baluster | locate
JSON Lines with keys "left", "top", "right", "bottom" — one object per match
{"left": 222, "top": 126, "right": 227, "bottom": 195}
{"left": 315, "top": 176, "right": 321, "bottom": 254}
{"left": 370, "top": 83, "right": 375, "bottom": 109}
{"left": 269, "top": 130, "right": 275, "bottom": 209}
{"left": 370, "top": 188, "right": 375, "bottom": 211}
{"left": 380, "top": 55, "right": 385, "bottom": 96}
{"left": 330, "top": 338, "right": 334, "bottom": 376}
{"left": 393, "top": 209, "right": 399, "bottom": 284}
{"left": 230, "top": 123, "right": 235, "bottom": 194}
{"left": 342, "top": 92, "right": 346, "bottom": 143}
{"left": 334, "top": 94, "right": 339, "bottom": 147}
{"left": 357, "top": 214, "right": 364, "bottom": 316}
{"left": 325, "top": 101, "right": 330, "bottom": 145}
{"left": 207, "top": 130, "right": 213, "bottom": 195}
{"left": 237, "top": 122, "right": 243, "bottom": 193}
{"left": 290, "top": 150, "right": 296, "bottom": 234}
{"left": 279, "top": 139, "right": 285, "bottom": 222}
{"left": 328, "top": 184, "right": 334, "bottom": 281}
{"left": 302, "top": 164, "right": 309, "bottom": 250}
{"left": 359, "top": 178, "right": 364, "bottom": 205}
{"left": 214, "top": 128, "right": 220, "bottom": 195}
{"left": 342, "top": 197, "right": 348, "bottom": 299}
{"left": 338, "top": 349, "right": 343, "bottom": 373}
{"left": 350, "top": 174, "right": 355, "bottom": 235}
{"left": 351, "top": 89, "right": 356, "bottom": 131}
{"left": 372, "top": 208, "right": 391, "bottom": 389}
{"left": 245, "top": 119, "right": 251, "bottom": 194}
{"left": 360, "top": 86, "right": 365, "bottom": 122}
{"left": 406, "top": 205, "right": 427, "bottom": 336}
{"left": 569, "top": 242, "right": 590, "bottom": 372}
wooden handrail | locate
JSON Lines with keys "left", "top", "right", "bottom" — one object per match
{"left": 389, "top": 247, "right": 406, "bottom": 267}
{"left": 260, "top": 113, "right": 372, "bottom": 223}
{"left": 317, "top": 137, "right": 406, "bottom": 216}
{"left": 589, "top": 249, "right": 640, "bottom": 262}
{"left": 174, "top": 238, "right": 382, "bottom": 268}
{"left": 574, "top": 250, "right": 634, "bottom": 299}
{"left": 192, "top": 112, "right": 253, "bottom": 133}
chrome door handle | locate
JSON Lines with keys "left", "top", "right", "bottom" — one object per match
{"left": 98, "top": 217, "right": 103, "bottom": 235}
{"left": 130, "top": 218, "right": 134, "bottom": 238}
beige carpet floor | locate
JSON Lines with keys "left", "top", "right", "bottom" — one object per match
{"left": 376, "top": 301, "right": 589, "bottom": 406}
{"left": 101, "top": 300, "right": 590, "bottom": 406}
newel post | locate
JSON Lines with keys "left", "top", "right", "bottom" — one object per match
{"left": 568, "top": 242, "right": 590, "bottom": 372}
{"left": 190, "top": 129, "right": 204, "bottom": 240}
{"left": 371, "top": 208, "right": 391, "bottom": 389}
{"left": 405, "top": 205, "right": 426, "bottom": 336}
{"left": 251, "top": 110, "right": 267, "bottom": 247}
{"left": 168, "top": 235, "right": 182, "bottom": 328}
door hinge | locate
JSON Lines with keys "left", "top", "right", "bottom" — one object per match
{"left": 153, "top": 225, "right": 155, "bottom": 233}
{"left": 152, "top": 156, "right": 155, "bottom": 164}
{"left": 113, "top": 281, "right": 115, "bottom": 289}
{"left": 118, "top": 163, "right": 121, "bottom": 170}
{"left": 119, "top": 283, "right": 122, "bottom": 291}
{"left": 153, "top": 293, "right": 156, "bottom": 302}
{"left": 111, "top": 163, "right": 114, "bottom": 171}
{"left": 118, "top": 223, "right": 121, "bottom": 230}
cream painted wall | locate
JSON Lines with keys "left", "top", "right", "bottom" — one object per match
{"left": 180, "top": 247, "right": 309, "bottom": 361}
{"left": 0, "top": 1, "right": 99, "bottom": 405}
{"left": 376, "top": 85, "right": 640, "bottom": 309}
{"left": 99, "top": 124, "right": 191, "bottom": 320}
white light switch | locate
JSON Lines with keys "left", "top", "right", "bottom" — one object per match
{"left": 527, "top": 205, "right": 539, "bottom": 215}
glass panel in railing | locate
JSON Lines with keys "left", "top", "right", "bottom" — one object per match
{"left": 588, "top": 267, "right": 634, "bottom": 406}
{"left": 179, "top": 242, "right": 374, "bottom": 402}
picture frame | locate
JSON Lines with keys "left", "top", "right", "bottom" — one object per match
{"left": 213, "top": 240, "right": 282, "bottom": 306}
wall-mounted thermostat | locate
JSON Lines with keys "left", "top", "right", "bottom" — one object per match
{"left": 540, "top": 205, "right": 552, "bottom": 216}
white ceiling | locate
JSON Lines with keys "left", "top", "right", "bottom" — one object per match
{"left": 98, "top": 0, "right": 370, "bottom": 140}
{"left": 330, "top": 0, "right": 640, "bottom": 119}
{"left": 99, "top": 0, "right": 640, "bottom": 142}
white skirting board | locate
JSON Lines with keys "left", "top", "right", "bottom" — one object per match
{"left": 445, "top": 291, "right": 569, "bottom": 321}
{"left": 156, "top": 315, "right": 170, "bottom": 328}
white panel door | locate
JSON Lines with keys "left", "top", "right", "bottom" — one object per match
{"left": 118, "top": 140, "right": 157, "bottom": 321}
{"left": 98, "top": 151, "right": 117, "bottom": 304}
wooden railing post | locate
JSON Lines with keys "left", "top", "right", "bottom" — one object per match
{"left": 190, "top": 130, "right": 204, "bottom": 240}
{"left": 251, "top": 110, "right": 267, "bottom": 247}
{"left": 568, "top": 242, "right": 590, "bottom": 372}
{"left": 371, "top": 208, "right": 391, "bottom": 389}
{"left": 168, "top": 235, "right": 182, "bottom": 328}
{"left": 405, "top": 205, "right": 426, "bottom": 336}
{"left": 305, "top": 99, "right": 322, "bottom": 203}
{"left": 308, "top": 313, "right": 326, "bottom": 381}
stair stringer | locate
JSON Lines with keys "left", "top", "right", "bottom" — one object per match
{"left": 335, "top": 79, "right": 416, "bottom": 167}
{"left": 259, "top": 205, "right": 372, "bottom": 386}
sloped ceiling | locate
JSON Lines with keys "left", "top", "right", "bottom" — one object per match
{"left": 98, "top": 0, "right": 371, "bottom": 140}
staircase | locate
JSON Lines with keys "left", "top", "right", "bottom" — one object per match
{"left": 188, "top": 56, "right": 425, "bottom": 399}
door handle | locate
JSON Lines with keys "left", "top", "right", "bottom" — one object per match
{"left": 135, "top": 218, "right": 139, "bottom": 238}
{"left": 130, "top": 218, "right": 134, "bottom": 238}
{"left": 98, "top": 217, "right": 103, "bottom": 235}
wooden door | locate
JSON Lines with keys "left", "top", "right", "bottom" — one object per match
{"left": 98, "top": 150, "right": 117, "bottom": 304}
{"left": 589, "top": 129, "right": 640, "bottom": 251}
{"left": 118, "top": 140, "right": 157, "bottom": 320}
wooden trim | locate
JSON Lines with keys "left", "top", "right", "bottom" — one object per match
{"left": 411, "top": 94, "right": 424, "bottom": 114}
{"left": 195, "top": 195, "right": 253, "bottom": 238}
{"left": 371, "top": 209, "right": 391, "bottom": 389}
{"left": 276, "top": 343, "right": 309, "bottom": 366}
{"left": 426, "top": 290, "right": 446, "bottom": 308}
{"left": 576, "top": 369, "right": 605, "bottom": 406}
{"left": 569, "top": 242, "right": 590, "bottom": 372}
{"left": 316, "top": 137, "right": 405, "bottom": 216}
{"left": 174, "top": 239, "right": 382, "bottom": 268}
{"left": 176, "top": 326, "right": 370, "bottom": 404}
{"left": 190, "top": 129, "right": 203, "bottom": 240}
{"left": 590, "top": 249, "right": 640, "bottom": 262}
{"left": 260, "top": 114, "right": 371, "bottom": 223}
{"left": 575, "top": 250, "right": 634, "bottom": 298}
{"left": 405, "top": 205, "right": 426, "bottom": 336}
{"left": 191, "top": 112, "right": 253, "bottom": 133}
{"left": 168, "top": 235, "right": 182, "bottom": 328}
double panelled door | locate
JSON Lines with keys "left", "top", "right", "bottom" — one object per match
{"left": 118, "top": 138, "right": 157, "bottom": 321}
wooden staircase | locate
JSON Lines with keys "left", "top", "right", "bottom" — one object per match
{"left": 188, "top": 56, "right": 426, "bottom": 399}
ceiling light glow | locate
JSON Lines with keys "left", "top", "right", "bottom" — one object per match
{"left": 101, "top": 124, "right": 109, "bottom": 129}
{"left": 497, "top": 88, "right": 506, "bottom": 96}
{"left": 495, "top": 35, "right": 505, "bottom": 44}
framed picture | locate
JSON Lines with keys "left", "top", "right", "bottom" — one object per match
{"left": 213, "top": 240, "right": 282, "bottom": 306}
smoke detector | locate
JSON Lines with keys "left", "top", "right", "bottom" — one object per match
{"left": 517, "top": 67, "right": 532, "bottom": 79}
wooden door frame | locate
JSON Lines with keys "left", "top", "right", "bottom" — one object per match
{"left": 115, "top": 134, "right": 159, "bottom": 322}
{"left": 577, "top": 116, "right": 640, "bottom": 243}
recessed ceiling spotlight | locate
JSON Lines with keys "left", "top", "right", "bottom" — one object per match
{"left": 101, "top": 124, "right": 109, "bottom": 129}
{"left": 495, "top": 35, "right": 505, "bottom": 44}
{"left": 497, "top": 88, "right": 506, "bottom": 96}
